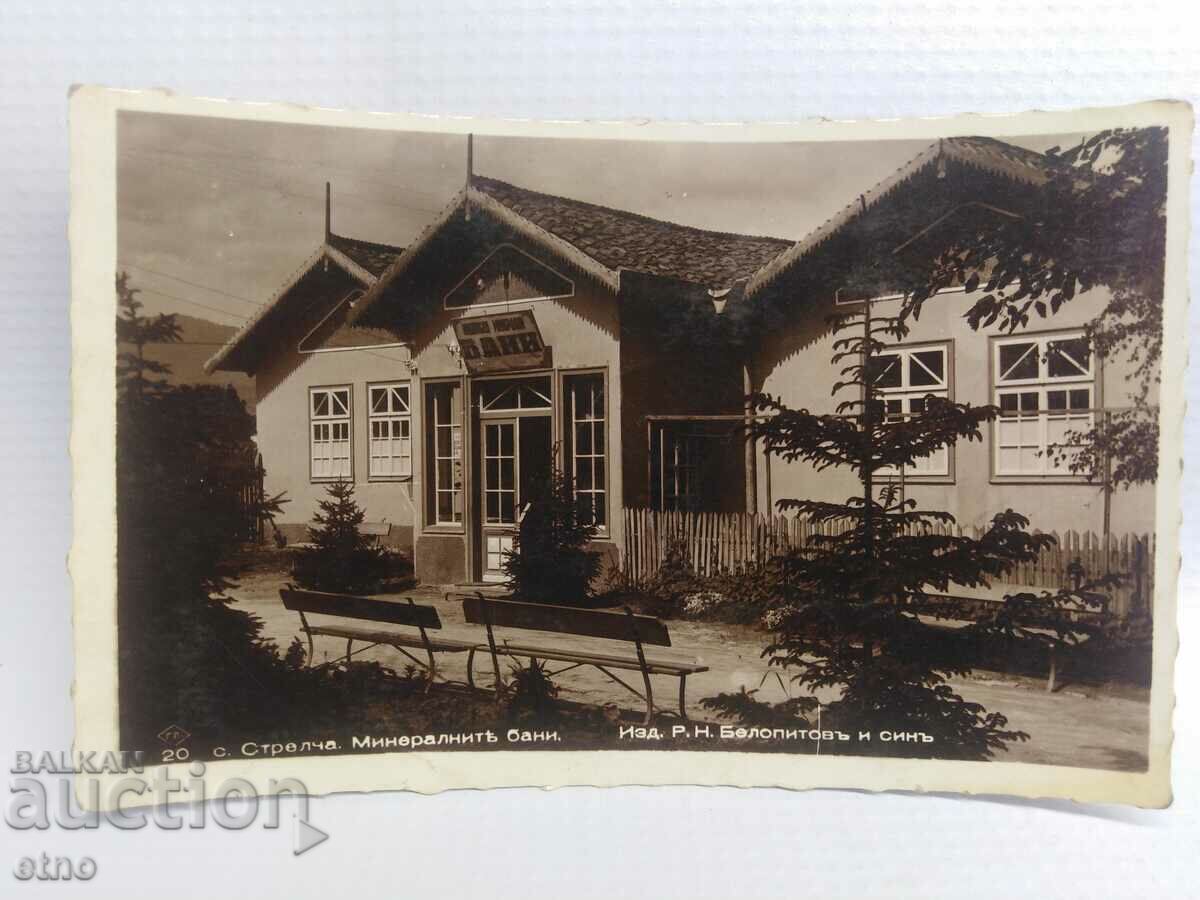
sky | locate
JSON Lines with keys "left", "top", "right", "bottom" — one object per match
{"left": 116, "top": 112, "right": 1076, "bottom": 328}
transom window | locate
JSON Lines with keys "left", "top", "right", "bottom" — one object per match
{"left": 479, "top": 378, "right": 552, "bottom": 412}
{"left": 564, "top": 374, "right": 606, "bottom": 529}
{"left": 872, "top": 345, "right": 950, "bottom": 477}
{"left": 368, "top": 383, "right": 411, "bottom": 478}
{"left": 993, "top": 332, "right": 1094, "bottom": 477}
{"left": 310, "top": 387, "right": 351, "bottom": 480}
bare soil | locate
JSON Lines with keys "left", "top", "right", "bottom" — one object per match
{"left": 227, "top": 555, "right": 1150, "bottom": 772}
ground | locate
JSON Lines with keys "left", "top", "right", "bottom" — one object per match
{"left": 230, "top": 558, "right": 1151, "bottom": 772}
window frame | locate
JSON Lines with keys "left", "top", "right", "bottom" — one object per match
{"left": 308, "top": 384, "right": 353, "bottom": 483}
{"left": 366, "top": 381, "right": 413, "bottom": 482}
{"left": 990, "top": 328, "right": 1098, "bottom": 483}
{"left": 872, "top": 340, "right": 956, "bottom": 483}
{"left": 423, "top": 378, "right": 466, "bottom": 531}
{"left": 562, "top": 369, "right": 609, "bottom": 535}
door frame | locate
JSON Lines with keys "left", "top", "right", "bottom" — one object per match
{"left": 470, "top": 372, "right": 557, "bottom": 582}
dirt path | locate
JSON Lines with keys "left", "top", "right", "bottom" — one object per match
{"left": 231, "top": 570, "right": 1149, "bottom": 772}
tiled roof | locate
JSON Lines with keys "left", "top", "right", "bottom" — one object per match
{"left": 326, "top": 233, "right": 405, "bottom": 277}
{"left": 472, "top": 175, "right": 793, "bottom": 289}
{"left": 744, "top": 136, "right": 1056, "bottom": 298}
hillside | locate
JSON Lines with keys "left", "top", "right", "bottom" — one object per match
{"left": 119, "top": 314, "right": 256, "bottom": 411}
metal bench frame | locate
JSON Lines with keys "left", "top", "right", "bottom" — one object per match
{"left": 456, "top": 593, "right": 708, "bottom": 724}
{"left": 280, "top": 585, "right": 476, "bottom": 690}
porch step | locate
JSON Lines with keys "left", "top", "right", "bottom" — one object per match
{"left": 452, "top": 582, "right": 511, "bottom": 598}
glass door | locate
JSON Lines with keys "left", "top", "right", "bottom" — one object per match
{"left": 481, "top": 418, "right": 517, "bottom": 580}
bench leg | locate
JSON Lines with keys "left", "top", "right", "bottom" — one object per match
{"left": 1047, "top": 646, "right": 1058, "bottom": 693}
{"left": 425, "top": 646, "right": 436, "bottom": 695}
{"left": 640, "top": 668, "right": 655, "bottom": 726}
{"left": 345, "top": 638, "right": 354, "bottom": 670}
{"left": 305, "top": 633, "right": 315, "bottom": 669}
{"left": 466, "top": 648, "right": 476, "bottom": 691}
{"left": 678, "top": 674, "right": 689, "bottom": 721}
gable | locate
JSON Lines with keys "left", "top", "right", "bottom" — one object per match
{"left": 444, "top": 243, "right": 574, "bottom": 309}
{"left": 298, "top": 289, "right": 405, "bottom": 353}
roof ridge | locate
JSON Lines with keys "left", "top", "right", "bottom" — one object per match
{"left": 471, "top": 174, "right": 793, "bottom": 247}
{"left": 327, "top": 231, "right": 406, "bottom": 253}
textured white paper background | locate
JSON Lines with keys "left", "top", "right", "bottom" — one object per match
{"left": 3, "top": 2, "right": 1199, "bottom": 897}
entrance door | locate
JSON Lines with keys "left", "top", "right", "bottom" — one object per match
{"left": 476, "top": 377, "right": 553, "bottom": 582}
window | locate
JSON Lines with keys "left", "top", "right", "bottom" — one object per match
{"left": 649, "top": 421, "right": 738, "bottom": 512}
{"left": 872, "top": 345, "right": 950, "bottom": 477}
{"left": 368, "top": 383, "right": 411, "bottom": 478}
{"left": 310, "top": 387, "right": 351, "bottom": 480}
{"left": 993, "top": 332, "right": 1094, "bottom": 477}
{"left": 425, "top": 382, "right": 463, "bottom": 525}
{"left": 564, "top": 374, "right": 606, "bottom": 528}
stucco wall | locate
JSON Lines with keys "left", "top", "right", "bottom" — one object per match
{"left": 255, "top": 236, "right": 624, "bottom": 586}
{"left": 256, "top": 335, "right": 418, "bottom": 551}
{"left": 755, "top": 287, "right": 1157, "bottom": 537}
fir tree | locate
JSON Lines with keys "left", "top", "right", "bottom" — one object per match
{"left": 115, "top": 271, "right": 181, "bottom": 400}
{"left": 502, "top": 464, "right": 600, "bottom": 605}
{"left": 734, "top": 303, "right": 1110, "bottom": 760}
{"left": 293, "top": 479, "right": 394, "bottom": 594}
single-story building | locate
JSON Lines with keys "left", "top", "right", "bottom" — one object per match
{"left": 206, "top": 136, "right": 1157, "bottom": 587}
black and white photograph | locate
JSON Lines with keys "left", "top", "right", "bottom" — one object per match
{"left": 69, "top": 91, "right": 1186, "bottom": 809}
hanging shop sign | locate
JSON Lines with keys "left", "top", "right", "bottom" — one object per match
{"left": 452, "top": 310, "right": 551, "bottom": 374}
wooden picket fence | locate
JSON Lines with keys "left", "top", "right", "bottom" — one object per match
{"left": 621, "top": 507, "right": 1154, "bottom": 617}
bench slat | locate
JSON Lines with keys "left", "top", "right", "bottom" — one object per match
{"left": 460, "top": 595, "right": 671, "bottom": 647}
{"left": 281, "top": 588, "right": 441, "bottom": 630}
{"left": 306, "top": 625, "right": 476, "bottom": 652}
{"left": 491, "top": 641, "right": 707, "bottom": 674}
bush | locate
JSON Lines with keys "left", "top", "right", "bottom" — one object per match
{"left": 291, "top": 479, "right": 410, "bottom": 594}
{"left": 502, "top": 465, "right": 600, "bottom": 605}
{"left": 505, "top": 658, "right": 561, "bottom": 724}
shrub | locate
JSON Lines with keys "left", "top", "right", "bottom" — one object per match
{"left": 505, "top": 658, "right": 561, "bottom": 724}
{"left": 502, "top": 465, "right": 600, "bottom": 605}
{"left": 292, "top": 479, "right": 409, "bottom": 594}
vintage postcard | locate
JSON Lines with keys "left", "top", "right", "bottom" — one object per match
{"left": 70, "top": 88, "right": 1188, "bottom": 808}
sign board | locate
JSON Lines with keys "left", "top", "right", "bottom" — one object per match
{"left": 452, "top": 310, "right": 551, "bottom": 374}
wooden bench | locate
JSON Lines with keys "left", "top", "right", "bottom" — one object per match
{"left": 456, "top": 593, "right": 709, "bottom": 724}
{"left": 908, "top": 583, "right": 1108, "bottom": 693}
{"left": 280, "top": 585, "right": 478, "bottom": 689}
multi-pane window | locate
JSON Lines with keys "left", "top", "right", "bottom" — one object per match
{"left": 310, "top": 387, "right": 351, "bottom": 479}
{"left": 648, "top": 423, "right": 731, "bottom": 512}
{"left": 368, "top": 384, "right": 411, "bottom": 478}
{"left": 872, "top": 345, "right": 950, "bottom": 477}
{"left": 993, "top": 332, "right": 1094, "bottom": 477}
{"left": 426, "top": 382, "right": 463, "bottom": 525}
{"left": 565, "top": 374, "right": 606, "bottom": 528}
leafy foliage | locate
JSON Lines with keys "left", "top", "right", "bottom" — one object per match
{"left": 504, "top": 658, "right": 562, "bottom": 724}
{"left": 116, "top": 273, "right": 296, "bottom": 748}
{"left": 502, "top": 464, "right": 600, "bottom": 605}
{"left": 896, "top": 128, "right": 1167, "bottom": 488}
{"left": 741, "top": 306, "right": 1114, "bottom": 759}
{"left": 291, "top": 479, "right": 408, "bottom": 593}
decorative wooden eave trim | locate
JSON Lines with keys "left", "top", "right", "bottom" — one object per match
{"left": 465, "top": 187, "right": 621, "bottom": 292}
{"left": 345, "top": 187, "right": 469, "bottom": 326}
{"left": 203, "top": 242, "right": 377, "bottom": 374}
{"left": 323, "top": 243, "right": 380, "bottom": 288}
{"left": 348, "top": 185, "right": 622, "bottom": 327}
{"left": 743, "top": 137, "right": 1051, "bottom": 300}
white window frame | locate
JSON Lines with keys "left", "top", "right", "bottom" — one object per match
{"left": 309, "top": 386, "right": 352, "bottom": 481}
{"left": 565, "top": 372, "right": 607, "bottom": 532}
{"left": 992, "top": 330, "right": 1095, "bottom": 478}
{"left": 426, "top": 381, "right": 464, "bottom": 527}
{"left": 367, "top": 382, "right": 412, "bottom": 480}
{"left": 873, "top": 343, "right": 951, "bottom": 478}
